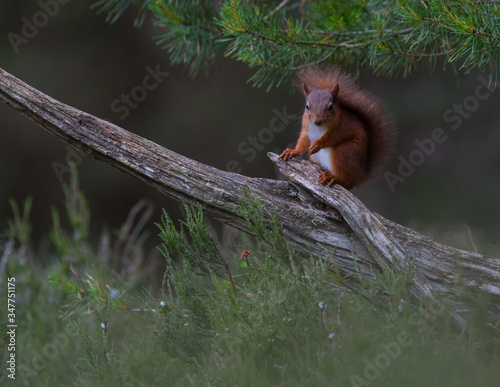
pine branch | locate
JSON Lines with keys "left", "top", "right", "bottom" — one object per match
{"left": 91, "top": 1, "right": 500, "bottom": 87}
{"left": 91, "top": 0, "right": 151, "bottom": 27}
{"left": 264, "top": 0, "right": 292, "bottom": 20}
{"left": 151, "top": 0, "right": 225, "bottom": 76}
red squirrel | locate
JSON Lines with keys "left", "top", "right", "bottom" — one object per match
{"left": 279, "top": 66, "right": 396, "bottom": 190}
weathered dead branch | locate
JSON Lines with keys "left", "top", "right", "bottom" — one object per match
{"left": 1, "top": 67, "right": 499, "bottom": 329}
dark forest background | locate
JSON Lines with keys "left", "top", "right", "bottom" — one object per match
{"left": 1, "top": 1, "right": 499, "bottom": 256}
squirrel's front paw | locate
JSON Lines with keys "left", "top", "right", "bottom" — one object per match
{"left": 309, "top": 141, "right": 322, "bottom": 155}
{"left": 318, "top": 172, "right": 337, "bottom": 187}
{"left": 279, "top": 148, "right": 299, "bottom": 161}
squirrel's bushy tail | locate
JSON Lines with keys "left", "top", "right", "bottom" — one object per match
{"left": 298, "top": 66, "right": 397, "bottom": 177}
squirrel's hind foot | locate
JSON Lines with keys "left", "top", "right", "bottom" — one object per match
{"left": 318, "top": 172, "right": 354, "bottom": 190}
{"left": 318, "top": 172, "right": 337, "bottom": 187}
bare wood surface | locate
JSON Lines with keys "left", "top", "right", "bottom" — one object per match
{"left": 1, "top": 68, "right": 499, "bottom": 327}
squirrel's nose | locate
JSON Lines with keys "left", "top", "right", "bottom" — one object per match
{"left": 314, "top": 119, "right": 323, "bottom": 126}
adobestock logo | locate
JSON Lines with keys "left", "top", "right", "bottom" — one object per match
{"left": 18, "top": 323, "right": 77, "bottom": 383}
{"left": 8, "top": 0, "right": 71, "bottom": 54}
{"left": 384, "top": 75, "right": 499, "bottom": 192}
{"left": 110, "top": 64, "right": 169, "bottom": 121}
{"left": 226, "top": 106, "right": 291, "bottom": 173}
{"left": 51, "top": 64, "right": 169, "bottom": 184}
{"left": 349, "top": 299, "right": 446, "bottom": 387}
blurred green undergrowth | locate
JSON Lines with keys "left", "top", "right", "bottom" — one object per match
{"left": 0, "top": 168, "right": 499, "bottom": 386}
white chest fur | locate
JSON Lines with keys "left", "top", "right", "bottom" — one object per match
{"left": 308, "top": 122, "right": 327, "bottom": 142}
{"left": 307, "top": 123, "right": 334, "bottom": 174}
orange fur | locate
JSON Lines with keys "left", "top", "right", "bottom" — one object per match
{"left": 279, "top": 66, "right": 396, "bottom": 189}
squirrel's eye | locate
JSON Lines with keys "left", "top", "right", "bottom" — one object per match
{"left": 328, "top": 103, "right": 333, "bottom": 111}
{"left": 305, "top": 103, "right": 310, "bottom": 111}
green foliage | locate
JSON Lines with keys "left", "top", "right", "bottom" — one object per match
{"left": 65, "top": 307, "right": 120, "bottom": 384}
{"left": 49, "top": 167, "right": 91, "bottom": 266}
{"left": 355, "top": 254, "right": 416, "bottom": 306}
{"left": 157, "top": 201, "right": 236, "bottom": 293}
{"left": 91, "top": 0, "right": 150, "bottom": 27}
{"left": 0, "top": 168, "right": 162, "bottom": 385}
{"left": 92, "top": 0, "right": 500, "bottom": 88}
{"left": 6, "top": 195, "right": 33, "bottom": 249}
{"left": 151, "top": 0, "right": 225, "bottom": 76}
{"left": 236, "top": 188, "right": 294, "bottom": 262}
{"left": 2, "top": 176, "right": 500, "bottom": 386}
{"left": 49, "top": 272, "right": 130, "bottom": 311}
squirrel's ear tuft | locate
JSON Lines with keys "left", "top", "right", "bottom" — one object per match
{"left": 330, "top": 84, "right": 339, "bottom": 100}
{"left": 302, "top": 82, "right": 310, "bottom": 95}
